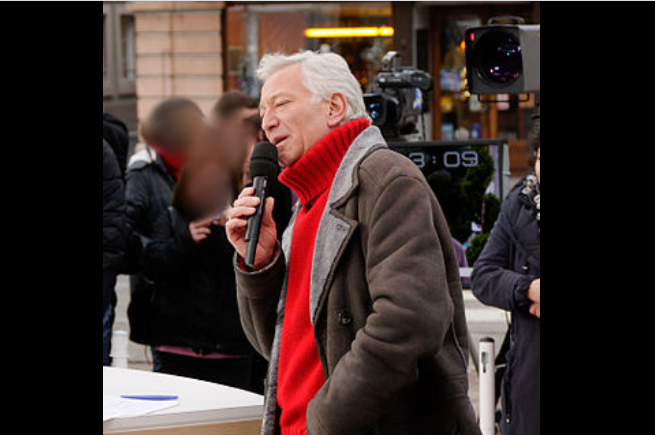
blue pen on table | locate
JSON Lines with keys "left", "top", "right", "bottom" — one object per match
{"left": 121, "top": 395, "right": 179, "bottom": 401}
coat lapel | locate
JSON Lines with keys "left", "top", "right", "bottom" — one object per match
{"left": 309, "top": 126, "right": 388, "bottom": 326}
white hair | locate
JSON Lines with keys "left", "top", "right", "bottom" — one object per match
{"left": 257, "top": 50, "right": 369, "bottom": 124}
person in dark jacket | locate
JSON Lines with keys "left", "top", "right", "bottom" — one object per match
{"left": 124, "top": 99, "right": 204, "bottom": 354}
{"left": 472, "top": 117, "right": 541, "bottom": 435}
{"left": 143, "top": 137, "right": 259, "bottom": 390}
{"left": 103, "top": 113, "right": 130, "bottom": 176}
{"left": 103, "top": 140, "right": 126, "bottom": 366}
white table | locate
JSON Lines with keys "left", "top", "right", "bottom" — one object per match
{"left": 103, "top": 367, "right": 264, "bottom": 435}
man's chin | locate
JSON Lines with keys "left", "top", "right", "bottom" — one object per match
{"left": 278, "top": 152, "right": 300, "bottom": 170}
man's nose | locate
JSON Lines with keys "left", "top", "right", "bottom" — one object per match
{"left": 262, "top": 110, "right": 279, "bottom": 135}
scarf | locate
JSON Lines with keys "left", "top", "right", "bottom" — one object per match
{"left": 522, "top": 175, "right": 541, "bottom": 225}
{"left": 151, "top": 145, "right": 186, "bottom": 181}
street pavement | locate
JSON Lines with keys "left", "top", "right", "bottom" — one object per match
{"left": 112, "top": 275, "right": 509, "bottom": 413}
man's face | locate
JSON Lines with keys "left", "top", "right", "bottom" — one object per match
{"left": 260, "top": 64, "right": 332, "bottom": 168}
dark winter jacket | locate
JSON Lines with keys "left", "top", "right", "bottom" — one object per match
{"left": 103, "top": 113, "right": 129, "bottom": 176}
{"left": 123, "top": 148, "right": 176, "bottom": 275}
{"left": 236, "top": 127, "right": 480, "bottom": 435}
{"left": 141, "top": 207, "right": 253, "bottom": 355}
{"left": 123, "top": 147, "right": 177, "bottom": 344}
{"left": 472, "top": 178, "right": 541, "bottom": 435}
{"left": 103, "top": 140, "right": 126, "bottom": 308}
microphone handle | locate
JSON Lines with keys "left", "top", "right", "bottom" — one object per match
{"left": 245, "top": 176, "right": 268, "bottom": 268}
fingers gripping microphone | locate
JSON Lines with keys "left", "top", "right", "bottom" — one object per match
{"left": 245, "top": 142, "right": 279, "bottom": 269}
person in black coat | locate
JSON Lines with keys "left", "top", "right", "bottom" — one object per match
{"left": 124, "top": 100, "right": 204, "bottom": 356}
{"left": 142, "top": 144, "right": 259, "bottom": 390}
{"left": 472, "top": 118, "right": 540, "bottom": 435}
{"left": 103, "top": 113, "right": 130, "bottom": 176}
{"left": 103, "top": 140, "right": 126, "bottom": 366}
{"left": 123, "top": 99, "right": 204, "bottom": 276}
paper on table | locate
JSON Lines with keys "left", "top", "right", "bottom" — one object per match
{"left": 103, "top": 396, "right": 179, "bottom": 422}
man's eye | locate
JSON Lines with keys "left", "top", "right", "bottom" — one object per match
{"left": 276, "top": 101, "right": 289, "bottom": 108}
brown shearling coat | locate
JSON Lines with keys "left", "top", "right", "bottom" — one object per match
{"left": 235, "top": 126, "right": 481, "bottom": 435}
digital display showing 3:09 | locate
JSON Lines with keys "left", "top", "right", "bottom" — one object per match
{"left": 389, "top": 140, "right": 507, "bottom": 244}
{"left": 407, "top": 150, "right": 480, "bottom": 170}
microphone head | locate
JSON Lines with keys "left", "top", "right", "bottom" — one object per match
{"left": 249, "top": 141, "right": 280, "bottom": 180}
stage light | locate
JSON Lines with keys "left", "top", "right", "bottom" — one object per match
{"left": 305, "top": 26, "right": 395, "bottom": 39}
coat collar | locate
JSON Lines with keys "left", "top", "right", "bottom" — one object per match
{"left": 281, "top": 125, "right": 388, "bottom": 326}
{"left": 325, "top": 126, "right": 388, "bottom": 209}
{"left": 310, "top": 126, "right": 388, "bottom": 325}
{"left": 279, "top": 118, "right": 370, "bottom": 206}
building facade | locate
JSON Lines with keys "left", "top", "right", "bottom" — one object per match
{"left": 103, "top": 1, "right": 138, "bottom": 141}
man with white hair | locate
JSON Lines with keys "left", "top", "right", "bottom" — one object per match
{"left": 226, "top": 51, "right": 480, "bottom": 435}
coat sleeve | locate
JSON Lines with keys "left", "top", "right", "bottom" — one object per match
{"left": 471, "top": 197, "right": 535, "bottom": 313}
{"left": 235, "top": 246, "right": 286, "bottom": 360}
{"left": 103, "top": 142, "right": 126, "bottom": 272}
{"left": 307, "top": 174, "right": 455, "bottom": 435}
{"left": 121, "top": 168, "right": 152, "bottom": 274}
{"left": 143, "top": 209, "right": 197, "bottom": 277}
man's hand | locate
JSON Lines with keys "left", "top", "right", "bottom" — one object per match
{"left": 189, "top": 217, "right": 216, "bottom": 244}
{"left": 226, "top": 187, "right": 278, "bottom": 270}
{"left": 528, "top": 279, "right": 541, "bottom": 319}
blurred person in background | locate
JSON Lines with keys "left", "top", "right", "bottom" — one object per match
{"left": 103, "top": 139, "right": 126, "bottom": 366}
{"left": 211, "top": 90, "right": 260, "bottom": 132}
{"left": 472, "top": 115, "right": 541, "bottom": 435}
{"left": 124, "top": 99, "right": 205, "bottom": 369}
{"left": 138, "top": 127, "right": 262, "bottom": 390}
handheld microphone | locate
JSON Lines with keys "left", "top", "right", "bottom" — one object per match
{"left": 245, "top": 142, "right": 279, "bottom": 269}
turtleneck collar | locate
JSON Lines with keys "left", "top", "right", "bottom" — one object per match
{"left": 278, "top": 118, "right": 370, "bottom": 206}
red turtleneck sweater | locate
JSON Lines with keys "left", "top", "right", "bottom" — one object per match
{"left": 276, "top": 118, "right": 370, "bottom": 435}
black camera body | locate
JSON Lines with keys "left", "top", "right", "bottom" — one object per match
{"left": 365, "top": 52, "right": 434, "bottom": 141}
{"left": 465, "top": 25, "right": 540, "bottom": 95}
{"left": 376, "top": 69, "right": 434, "bottom": 91}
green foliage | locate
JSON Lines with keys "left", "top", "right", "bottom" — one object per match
{"left": 428, "top": 146, "right": 496, "bottom": 242}
{"left": 466, "top": 233, "right": 491, "bottom": 266}
{"left": 483, "top": 193, "right": 501, "bottom": 234}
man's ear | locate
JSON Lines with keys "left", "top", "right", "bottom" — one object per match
{"left": 326, "top": 93, "right": 348, "bottom": 128}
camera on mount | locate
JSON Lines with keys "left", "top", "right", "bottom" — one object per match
{"left": 465, "top": 17, "right": 540, "bottom": 97}
{"left": 365, "top": 52, "right": 434, "bottom": 141}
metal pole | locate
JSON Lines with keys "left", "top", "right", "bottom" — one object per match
{"left": 111, "top": 330, "right": 130, "bottom": 369}
{"left": 479, "top": 337, "right": 496, "bottom": 435}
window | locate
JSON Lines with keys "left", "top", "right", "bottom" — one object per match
{"left": 120, "top": 15, "right": 136, "bottom": 81}
{"left": 225, "top": 2, "right": 393, "bottom": 96}
{"left": 103, "top": 3, "right": 135, "bottom": 97}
